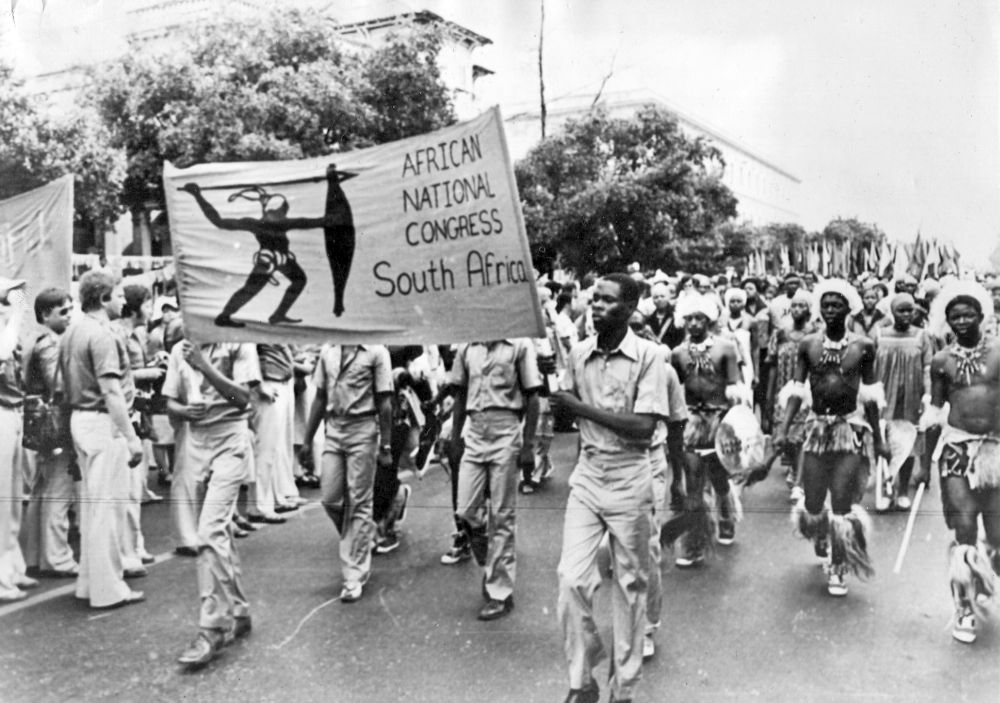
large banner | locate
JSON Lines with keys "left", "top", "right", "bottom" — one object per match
{"left": 163, "top": 107, "right": 545, "bottom": 345}
{"left": 0, "top": 175, "right": 74, "bottom": 342}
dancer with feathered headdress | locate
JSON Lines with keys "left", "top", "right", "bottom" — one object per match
{"left": 775, "top": 278, "right": 888, "bottom": 597}
{"left": 667, "top": 294, "right": 749, "bottom": 567}
{"left": 915, "top": 279, "right": 1000, "bottom": 644}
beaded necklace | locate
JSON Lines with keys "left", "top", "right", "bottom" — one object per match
{"left": 686, "top": 336, "right": 715, "bottom": 375}
{"left": 819, "top": 334, "right": 850, "bottom": 368}
{"left": 949, "top": 336, "right": 989, "bottom": 386}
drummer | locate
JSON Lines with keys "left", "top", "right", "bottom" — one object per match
{"left": 670, "top": 293, "right": 749, "bottom": 567}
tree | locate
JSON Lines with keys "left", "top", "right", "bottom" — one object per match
{"left": 515, "top": 105, "right": 738, "bottom": 275}
{"left": 0, "top": 65, "right": 125, "bottom": 246}
{"left": 89, "top": 6, "right": 456, "bottom": 210}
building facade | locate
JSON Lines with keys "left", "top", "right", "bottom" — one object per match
{"left": 504, "top": 89, "right": 801, "bottom": 225}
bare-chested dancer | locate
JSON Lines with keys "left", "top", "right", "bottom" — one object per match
{"left": 777, "top": 279, "right": 889, "bottom": 597}
{"left": 182, "top": 164, "right": 356, "bottom": 327}
{"left": 670, "top": 294, "right": 749, "bottom": 568}
{"left": 917, "top": 281, "right": 1000, "bottom": 643}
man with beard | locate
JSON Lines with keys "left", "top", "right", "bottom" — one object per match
{"left": 916, "top": 281, "right": 1000, "bottom": 643}
{"left": 777, "top": 279, "right": 888, "bottom": 597}
{"left": 551, "top": 273, "right": 669, "bottom": 703}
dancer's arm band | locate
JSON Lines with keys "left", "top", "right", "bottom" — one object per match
{"left": 857, "top": 381, "right": 886, "bottom": 409}
{"left": 919, "top": 403, "right": 947, "bottom": 431}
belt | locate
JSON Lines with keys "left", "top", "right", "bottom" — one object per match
{"left": 469, "top": 407, "right": 519, "bottom": 415}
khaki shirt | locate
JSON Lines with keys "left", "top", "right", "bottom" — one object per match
{"left": 450, "top": 339, "right": 542, "bottom": 412}
{"left": 161, "top": 343, "right": 260, "bottom": 427}
{"left": 59, "top": 313, "right": 134, "bottom": 412}
{"left": 561, "top": 329, "right": 669, "bottom": 454}
{"left": 312, "top": 344, "right": 392, "bottom": 417}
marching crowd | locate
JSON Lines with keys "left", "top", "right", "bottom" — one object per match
{"left": 0, "top": 263, "right": 999, "bottom": 702}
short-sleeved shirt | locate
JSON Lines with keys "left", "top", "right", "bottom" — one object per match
{"left": 450, "top": 339, "right": 542, "bottom": 412}
{"left": 561, "top": 328, "right": 669, "bottom": 454}
{"left": 161, "top": 343, "right": 260, "bottom": 427}
{"left": 257, "top": 344, "right": 294, "bottom": 382}
{"left": 59, "top": 313, "right": 134, "bottom": 412}
{"left": 0, "top": 344, "right": 23, "bottom": 408}
{"left": 312, "top": 344, "right": 392, "bottom": 417}
{"left": 651, "top": 348, "right": 689, "bottom": 447}
{"left": 25, "top": 329, "right": 60, "bottom": 398}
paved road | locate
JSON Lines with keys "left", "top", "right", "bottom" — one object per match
{"left": 1, "top": 432, "right": 998, "bottom": 702}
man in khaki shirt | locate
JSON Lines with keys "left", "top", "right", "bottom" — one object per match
{"left": 551, "top": 273, "right": 669, "bottom": 703}
{"left": 447, "top": 338, "right": 541, "bottom": 621}
{"left": 302, "top": 344, "right": 393, "bottom": 603}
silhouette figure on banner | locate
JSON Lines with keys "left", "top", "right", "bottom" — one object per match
{"left": 181, "top": 164, "right": 358, "bottom": 327}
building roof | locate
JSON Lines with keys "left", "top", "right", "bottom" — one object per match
{"left": 507, "top": 88, "right": 799, "bottom": 184}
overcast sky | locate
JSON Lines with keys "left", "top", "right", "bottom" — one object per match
{"left": 427, "top": 0, "right": 1000, "bottom": 262}
{"left": 4, "top": 0, "right": 998, "bottom": 262}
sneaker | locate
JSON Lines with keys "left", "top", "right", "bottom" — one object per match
{"left": 340, "top": 581, "right": 364, "bottom": 603}
{"left": 440, "top": 534, "right": 472, "bottom": 565}
{"left": 875, "top": 495, "right": 893, "bottom": 512}
{"left": 827, "top": 572, "right": 848, "bottom": 597}
{"left": 952, "top": 607, "right": 977, "bottom": 644}
{"left": 395, "top": 484, "right": 412, "bottom": 524}
{"left": 717, "top": 520, "right": 736, "bottom": 546}
{"left": 642, "top": 632, "right": 655, "bottom": 660}
{"left": 675, "top": 546, "right": 704, "bottom": 569}
{"left": 519, "top": 480, "right": 537, "bottom": 495}
{"left": 374, "top": 531, "right": 400, "bottom": 555}
{"left": 896, "top": 495, "right": 912, "bottom": 511}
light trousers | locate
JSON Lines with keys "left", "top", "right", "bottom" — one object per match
{"left": 456, "top": 410, "right": 522, "bottom": 601}
{"left": 20, "top": 449, "right": 77, "bottom": 573}
{"left": 71, "top": 411, "right": 132, "bottom": 608}
{"left": 188, "top": 421, "right": 251, "bottom": 631}
{"left": 0, "top": 407, "right": 28, "bottom": 595}
{"left": 320, "top": 416, "right": 378, "bottom": 587}
{"left": 557, "top": 449, "right": 652, "bottom": 701}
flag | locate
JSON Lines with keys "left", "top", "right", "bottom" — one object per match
{"left": 0, "top": 175, "right": 73, "bottom": 344}
{"left": 163, "top": 107, "right": 545, "bottom": 345}
{"left": 922, "top": 240, "right": 941, "bottom": 279}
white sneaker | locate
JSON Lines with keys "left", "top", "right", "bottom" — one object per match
{"left": 875, "top": 495, "right": 893, "bottom": 512}
{"left": 642, "top": 633, "right": 655, "bottom": 660}
{"left": 896, "top": 495, "right": 912, "bottom": 511}
{"left": 952, "top": 607, "right": 977, "bottom": 644}
{"left": 827, "top": 572, "right": 848, "bottom": 597}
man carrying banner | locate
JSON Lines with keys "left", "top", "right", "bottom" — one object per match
{"left": 916, "top": 281, "right": 1000, "bottom": 644}
{"left": 59, "top": 272, "right": 145, "bottom": 608}
{"left": 301, "top": 343, "right": 393, "bottom": 603}
{"left": 552, "top": 273, "right": 668, "bottom": 703}
{"left": 164, "top": 336, "right": 260, "bottom": 667}
{"left": 777, "top": 279, "right": 888, "bottom": 597}
{"left": 447, "top": 337, "right": 541, "bottom": 620}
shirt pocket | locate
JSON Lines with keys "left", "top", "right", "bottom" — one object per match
{"left": 599, "top": 366, "right": 633, "bottom": 413}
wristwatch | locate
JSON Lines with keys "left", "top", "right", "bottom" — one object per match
{"left": 379, "top": 443, "right": 391, "bottom": 452}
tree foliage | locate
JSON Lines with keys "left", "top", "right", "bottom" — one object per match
{"left": 515, "top": 105, "right": 738, "bottom": 275}
{"left": 89, "top": 6, "right": 456, "bottom": 209}
{"left": 0, "top": 65, "right": 125, "bottom": 236}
